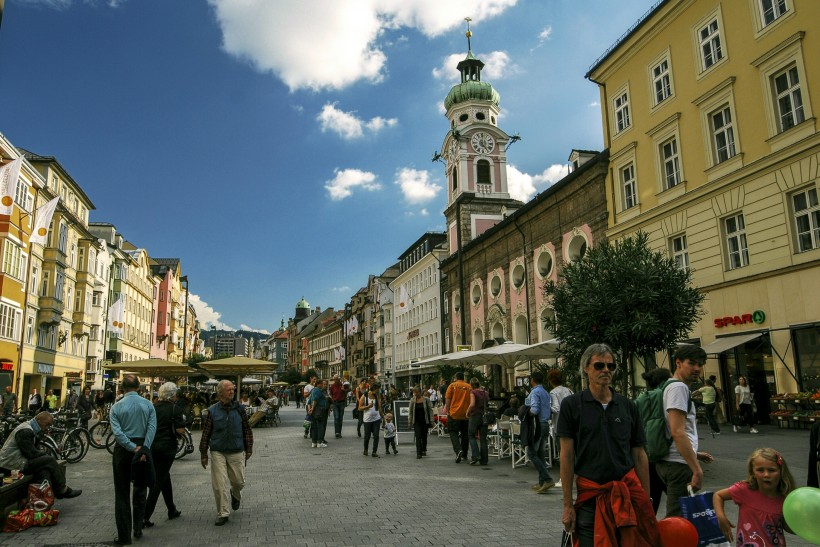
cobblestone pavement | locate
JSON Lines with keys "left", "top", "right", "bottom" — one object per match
{"left": 3, "top": 404, "right": 816, "bottom": 546}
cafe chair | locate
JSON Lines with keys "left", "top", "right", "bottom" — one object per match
{"left": 510, "top": 421, "right": 529, "bottom": 469}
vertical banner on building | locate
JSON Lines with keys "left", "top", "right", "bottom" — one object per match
{"left": 28, "top": 197, "right": 60, "bottom": 246}
{"left": 108, "top": 296, "right": 125, "bottom": 335}
{"left": 398, "top": 285, "right": 409, "bottom": 313}
{"left": 0, "top": 157, "right": 22, "bottom": 215}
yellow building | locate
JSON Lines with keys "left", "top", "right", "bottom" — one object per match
{"left": 587, "top": 0, "right": 820, "bottom": 423}
{"left": 0, "top": 135, "right": 42, "bottom": 399}
{"left": 18, "top": 149, "right": 98, "bottom": 405}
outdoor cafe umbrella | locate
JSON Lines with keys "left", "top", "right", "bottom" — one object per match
{"left": 103, "top": 358, "right": 211, "bottom": 386}
{"left": 241, "top": 377, "right": 263, "bottom": 385}
{"left": 469, "top": 339, "right": 561, "bottom": 368}
{"left": 198, "top": 356, "right": 274, "bottom": 396}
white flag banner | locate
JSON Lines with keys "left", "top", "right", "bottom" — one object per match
{"left": 0, "top": 157, "right": 23, "bottom": 215}
{"left": 398, "top": 285, "right": 409, "bottom": 313}
{"left": 108, "top": 295, "right": 125, "bottom": 335}
{"left": 339, "top": 346, "right": 345, "bottom": 360}
{"left": 29, "top": 197, "right": 60, "bottom": 247}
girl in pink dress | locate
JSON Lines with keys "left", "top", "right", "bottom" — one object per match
{"left": 714, "top": 447, "right": 796, "bottom": 546}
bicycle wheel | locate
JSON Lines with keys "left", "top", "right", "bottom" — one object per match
{"left": 105, "top": 431, "right": 116, "bottom": 455}
{"left": 89, "top": 421, "right": 109, "bottom": 449}
{"left": 175, "top": 431, "right": 193, "bottom": 460}
{"left": 63, "top": 430, "right": 88, "bottom": 463}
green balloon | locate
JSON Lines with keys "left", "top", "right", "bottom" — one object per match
{"left": 783, "top": 487, "right": 820, "bottom": 545}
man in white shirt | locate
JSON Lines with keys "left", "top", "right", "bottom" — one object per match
{"left": 428, "top": 385, "right": 439, "bottom": 406}
{"left": 656, "top": 345, "right": 714, "bottom": 517}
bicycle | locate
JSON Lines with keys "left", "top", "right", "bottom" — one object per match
{"left": 175, "top": 427, "right": 194, "bottom": 460}
{"left": 38, "top": 410, "right": 89, "bottom": 464}
{"left": 89, "top": 418, "right": 112, "bottom": 449}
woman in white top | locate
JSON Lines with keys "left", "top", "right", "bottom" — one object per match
{"left": 358, "top": 385, "right": 382, "bottom": 458}
{"left": 734, "top": 375, "right": 758, "bottom": 434}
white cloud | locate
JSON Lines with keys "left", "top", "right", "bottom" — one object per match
{"left": 207, "top": 0, "right": 518, "bottom": 91}
{"left": 239, "top": 324, "right": 270, "bottom": 334}
{"left": 432, "top": 50, "right": 517, "bottom": 82}
{"left": 317, "top": 103, "right": 397, "bottom": 140}
{"left": 506, "top": 163, "right": 568, "bottom": 202}
{"left": 395, "top": 168, "right": 442, "bottom": 204}
{"left": 420, "top": 208, "right": 429, "bottom": 216}
{"left": 589, "top": 101, "right": 600, "bottom": 107}
{"left": 538, "top": 25, "right": 553, "bottom": 42}
{"left": 16, "top": 0, "right": 122, "bottom": 7}
{"left": 325, "top": 168, "right": 381, "bottom": 200}
{"left": 188, "top": 293, "right": 234, "bottom": 331}
{"left": 331, "top": 286, "right": 352, "bottom": 293}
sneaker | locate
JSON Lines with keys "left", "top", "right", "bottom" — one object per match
{"left": 555, "top": 480, "right": 563, "bottom": 488}
{"left": 393, "top": 450, "right": 398, "bottom": 454}
{"left": 56, "top": 487, "right": 82, "bottom": 499}
{"left": 319, "top": 443, "right": 328, "bottom": 448}
{"left": 363, "top": 449, "right": 368, "bottom": 456}
{"left": 230, "top": 490, "right": 240, "bottom": 511}
{"left": 733, "top": 425, "right": 738, "bottom": 433}
{"left": 455, "top": 451, "right": 464, "bottom": 463}
{"left": 372, "top": 452, "right": 380, "bottom": 458}
{"left": 750, "top": 428, "right": 759, "bottom": 434}
{"left": 531, "top": 483, "right": 542, "bottom": 491}
{"left": 214, "top": 516, "right": 228, "bottom": 526}
{"left": 469, "top": 459, "right": 479, "bottom": 465}
{"left": 311, "top": 443, "right": 317, "bottom": 448}
{"left": 537, "top": 482, "right": 555, "bottom": 494}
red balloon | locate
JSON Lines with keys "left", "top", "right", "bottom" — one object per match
{"left": 657, "top": 516, "right": 699, "bottom": 547}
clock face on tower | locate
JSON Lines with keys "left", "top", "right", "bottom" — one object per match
{"left": 471, "top": 132, "right": 495, "bottom": 155}
{"left": 447, "top": 141, "right": 458, "bottom": 164}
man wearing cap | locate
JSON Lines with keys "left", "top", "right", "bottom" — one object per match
{"left": 329, "top": 375, "right": 349, "bottom": 439}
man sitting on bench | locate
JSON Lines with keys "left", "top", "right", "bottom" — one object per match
{"left": 0, "top": 411, "right": 82, "bottom": 499}
{"left": 248, "top": 389, "right": 278, "bottom": 428}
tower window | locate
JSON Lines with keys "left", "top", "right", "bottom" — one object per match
{"left": 452, "top": 168, "right": 458, "bottom": 191}
{"left": 477, "top": 160, "right": 491, "bottom": 185}
{"left": 459, "top": 114, "right": 469, "bottom": 122}
{"left": 475, "top": 112, "right": 485, "bottom": 120}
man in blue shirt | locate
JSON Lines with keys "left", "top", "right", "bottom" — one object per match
{"left": 526, "top": 371, "right": 555, "bottom": 493}
{"left": 110, "top": 374, "right": 156, "bottom": 545}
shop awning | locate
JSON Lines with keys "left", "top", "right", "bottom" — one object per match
{"left": 702, "top": 333, "right": 763, "bottom": 355}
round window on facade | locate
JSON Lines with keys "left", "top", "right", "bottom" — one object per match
{"left": 459, "top": 113, "right": 469, "bottom": 122}
{"left": 536, "top": 251, "right": 553, "bottom": 278}
{"left": 471, "top": 283, "right": 482, "bottom": 306}
{"left": 491, "top": 116, "right": 496, "bottom": 124}
{"left": 512, "top": 264, "right": 525, "bottom": 289}
{"left": 490, "top": 274, "right": 502, "bottom": 297}
{"left": 475, "top": 112, "right": 485, "bottom": 120}
{"left": 568, "top": 235, "right": 588, "bottom": 262}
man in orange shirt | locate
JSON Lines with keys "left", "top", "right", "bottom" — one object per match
{"left": 445, "top": 372, "right": 472, "bottom": 463}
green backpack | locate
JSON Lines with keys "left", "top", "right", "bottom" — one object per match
{"left": 635, "top": 378, "right": 689, "bottom": 463}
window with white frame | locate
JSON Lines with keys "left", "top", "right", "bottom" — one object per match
{"left": 792, "top": 187, "right": 820, "bottom": 252}
{"left": 41, "top": 271, "right": 50, "bottom": 297}
{"left": 760, "top": 0, "right": 788, "bottom": 25}
{"left": 725, "top": 213, "right": 749, "bottom": 269}
{"left": 14, "top": 180, "right": 32, "bottom": 212}
{"left": 621, "top": 163, "right": 637, "bottom": 210}
{"left": 55, "top": 272, "right": 64, "bottom": 302}
{"left": 661, "top": 137, "right": 681, "bottom": 190}
{"left": 57, "top": 222, "right": 68, "bottom": 253}
{"left": 30, "top": 265, "right": 38, "bottom": 295}
{"left": 652, "top": 58, "right": 672, "bottom": 105}
{"left": 614, "top": 91, "right": 631, "bottom": 133}
{"left": 773, "top": 65, "right": 804, "bottom": 131}
{"left": 2, "top": 240, "right": 27, "bottom": 281}
{"left": 26, "top": 315, "right": 33, "bottom": 344}
{"left": 699, "top": 19, "right": 724, "bottom": 70}
{"left": 0, "top": 302, "right": 22, "bottom": 340}
{"left": 711, "top": 106, "right": 736, "bottom": 162}
{"left": 671, "top": 235, "right": 689, "bottom": 270}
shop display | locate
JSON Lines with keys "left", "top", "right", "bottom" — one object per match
{"left": 770, "top": 391, "right": 820, "bottom": 429}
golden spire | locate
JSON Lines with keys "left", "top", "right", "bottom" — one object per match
{"left": 465, "top": 17, "right": 473, "bottom": 52}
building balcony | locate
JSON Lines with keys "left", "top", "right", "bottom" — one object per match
{"left": 75, "top": 270, "right": 93, "bottom": 285}
{"left": 38, "top": 296, "right": 64, "bottom": 319}
{"left": 42, "top": 247, "right": 68, "bottom": 267}
{"left": 71, "top": 320, "right": 89, "bottom": 337}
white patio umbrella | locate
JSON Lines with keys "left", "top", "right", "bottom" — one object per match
{"left": 471, "top": 339, "right": 561, "bottom": 368}
{"left": 241, "top": 377, "right": 263, "bottom": 385}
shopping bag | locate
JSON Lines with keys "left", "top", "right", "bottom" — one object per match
{"left": 3, "top": 508, "right": 35, "bottom": 532}
{"left": 679, "top": 487, "right": 731, "bottom": 546}
{"left": 26, "top": 480, "right": 55, "bottom": 511}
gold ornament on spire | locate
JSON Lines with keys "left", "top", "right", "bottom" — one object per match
{"left": 465, "top": 17, "right": 472, "bottom": 51}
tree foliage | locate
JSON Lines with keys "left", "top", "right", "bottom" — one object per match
{"left": 280, "top": 367, "right": 303, "bottom": 385}
{"left": 543, "top": 231, "right": 705, "bottom": 395}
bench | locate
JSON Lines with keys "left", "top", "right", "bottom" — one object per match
{"left": 0, "top": 461, "right": 66, "bottom": 524}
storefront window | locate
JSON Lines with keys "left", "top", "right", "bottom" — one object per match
{"left": 793, "top": 326, "right": 820, "bottom": 392}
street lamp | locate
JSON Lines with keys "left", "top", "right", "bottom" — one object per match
{"left": 180, "top": 275, "right": 189, "bottom": 364}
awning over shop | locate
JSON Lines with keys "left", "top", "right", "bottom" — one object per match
{"left": 702, "top": 333, "right": 763, "bottom": 355}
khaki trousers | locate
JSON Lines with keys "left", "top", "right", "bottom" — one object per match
{"left": 210, "top": 451, "right": 245, "bottom": 518}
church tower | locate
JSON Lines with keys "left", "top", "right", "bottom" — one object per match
{"left": 442, "top": 19, "right": 523, "bottom": 256}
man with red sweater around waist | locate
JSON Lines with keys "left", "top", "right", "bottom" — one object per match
{"left": 557, "top": 343, "right": 658, "bottom": 547}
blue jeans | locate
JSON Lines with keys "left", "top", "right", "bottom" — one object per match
{"left": 468, "top": 415, "right": 488, "bottom": 464}
{"left": 332, "top": 401, "right": 346, "bottom": 436}
{"left": 526, "top": 421, "right": 553, "bottom": 484}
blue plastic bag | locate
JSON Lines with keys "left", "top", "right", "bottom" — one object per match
{"left": 679, "top": 488, "right": 731, "bottom": 546}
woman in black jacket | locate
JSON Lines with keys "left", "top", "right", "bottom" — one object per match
{"left": 143, "top": 382, "right": 185, "bottom": 528}
{"left": 76, "top": 387, "right": 93, "bottom": 429}
{"left": 407, "top": 386, "right": 434, "bottom": 459}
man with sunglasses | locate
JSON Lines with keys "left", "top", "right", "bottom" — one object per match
{"left": 558, "top": 343, "right": 658, "bottom": 546}
{"left": 656, "top": 344, "right": 714, "bottom": 517}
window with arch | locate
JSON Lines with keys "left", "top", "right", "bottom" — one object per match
{"left": 536, "top": 250, "right": 554, "bottom": 278}
{"left": 452, "top": 168, "right": 458, "bottom": 191}
{"left": 490, "top": 274, "right": 502, "bottom": 297}
{"left": 477, "top": 159, "right": 491, "bottom": 185}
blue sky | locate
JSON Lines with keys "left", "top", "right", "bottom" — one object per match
{"left": 0, "top": 0, "right": 650, "bottom": 333}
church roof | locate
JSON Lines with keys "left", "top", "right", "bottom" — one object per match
{"left": 444, "top": 79, "right": 500, "bottom": 111}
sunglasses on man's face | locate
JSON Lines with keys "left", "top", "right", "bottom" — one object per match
{"left": 592, "top": 361, "right": 617, "bottom": 371}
